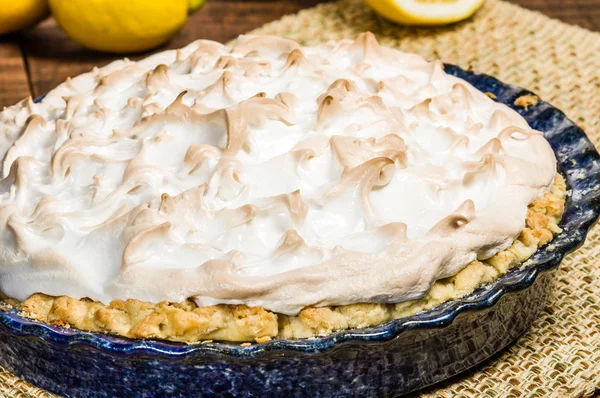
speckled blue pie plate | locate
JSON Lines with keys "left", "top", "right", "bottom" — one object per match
{"left": 1, "top": 65, "right": 599, "bottom": 398}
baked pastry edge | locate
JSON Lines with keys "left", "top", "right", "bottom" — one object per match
{"left": 6, "top": 174, "right": 566, "bottom": 343}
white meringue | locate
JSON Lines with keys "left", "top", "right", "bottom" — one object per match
{"left": 0, "top": 33, "right": 556, "bottom": 315}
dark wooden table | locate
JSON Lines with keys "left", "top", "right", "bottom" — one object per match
{"left": 0, "top": 0, "right": 599, "bottom": 108}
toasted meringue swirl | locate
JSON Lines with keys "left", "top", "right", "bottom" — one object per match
{"left": 0, "top": 34, "right": 556, "bottom": 314}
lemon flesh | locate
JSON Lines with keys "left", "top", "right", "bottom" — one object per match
{"left": 364, "top": 0, "right": 485, "bottom": 26}
{"left": 0, "top": 0, "right": 49, "bottom": 35}
{"left": 49, "top": 0, "right": 188, "bottom": 53}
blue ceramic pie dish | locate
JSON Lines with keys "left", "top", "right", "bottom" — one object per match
{"left": 1, "top": 65, "right": 599, "bottom": 398}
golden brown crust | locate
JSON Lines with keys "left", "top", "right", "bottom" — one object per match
{"left": 13, "top": 175, "right": 566, "bottom": 343}
{"left": 514, "top": 94, "right": 539, "bottom": 110}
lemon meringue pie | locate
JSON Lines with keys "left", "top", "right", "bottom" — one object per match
{"left": 0, "top": 33, "right": 564, "bottom": 342}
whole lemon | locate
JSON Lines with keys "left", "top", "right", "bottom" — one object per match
{"left": 49, "top": 0, "right": 189, "bottom": 53}
{"left": 0, "top": 0, "right": 49, "bottom": 35}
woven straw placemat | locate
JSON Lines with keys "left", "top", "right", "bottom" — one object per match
{"left": 1, "top": 0, "right": 599, "bottom": 396}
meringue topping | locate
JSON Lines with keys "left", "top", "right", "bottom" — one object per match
{"left": 0, "top": 33, "right": 556, "bottom": 315}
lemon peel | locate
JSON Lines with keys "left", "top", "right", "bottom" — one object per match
{"left": 364, "top": 0, "right": 485, "bottom": 26}
{"left": 0, "top": 0, "right": 49, "bottom": 35}
{"left": 49, "top": 0, "right": 188, "bottom": 53}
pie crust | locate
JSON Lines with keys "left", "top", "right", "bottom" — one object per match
{"left": 10, "top": 174, "right": 564, "bottom": 343}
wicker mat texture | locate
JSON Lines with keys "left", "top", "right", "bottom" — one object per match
{"left": 1, "top": 0, "right": 600, "bottom": 396}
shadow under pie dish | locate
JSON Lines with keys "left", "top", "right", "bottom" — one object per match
{"left": 0, "top": 33, "right": 598, "bottom": 397}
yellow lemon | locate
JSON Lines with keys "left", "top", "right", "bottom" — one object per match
{"left": 49, "top": 0, "right": 189, "bottom": 53}
{"left": 0, "top": 0, "right": 49, "bottom": 35}
{"left": 364, "top": 0, "right": 485, "bottom": 26}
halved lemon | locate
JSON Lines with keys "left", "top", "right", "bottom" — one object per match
{"left": 364, "top": 0, "right": 485, "bottom": 26}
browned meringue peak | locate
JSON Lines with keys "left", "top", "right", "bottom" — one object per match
{"left": 146, "top": 64, "right": 173, "bottom": 94}
{"left": 321, "top": 157, "right": 394, "bottom": 198}
{"left": 349, "top": 32, "right": 383, "bottom": 60}
{"left": 317, "top": 157, "right": 395, "bottom": 227}
{"left": 316, "top": 81, "right": 390, "bottom": 130}
{"left": 63, "top": 76, "right": 81, "bottom": 92}
{"left": 375, "top": 221, "right": 409, "bottom": 242}
{"left": 200, "top": 70, "right": 238, "bottom": 103}
{"left": 488, "top": 108, "right": 522, "bottom": 131}
{"left": 252, "top": 190, "right": 309, "bottom": 226}
{"left": 321, "top": 78, "right": 361, "bottom": 96}
{"left": 218, "top": 94, "right": 297, "bottom": 157}
{"left": 218, "top": 56, "right": 272, "bottom": 78}
{"left": 344, "top": 31, "right": 422, "bottom": 70}
{"left": 428, "top": 200, "right": 476, "bottom": 238}
{"left": 55, "top": 119, "right": 71, "bottom": 141}
{"left": 0, "top": 96, "right": 37, "bottom": 130}
{"left": 272, "top": 229, "right": 322, "bottom": 259}
{"left": 93, "top": 64, "right": 146, "bottom": 96}
{"left": 465, "top": 116, "right": 484, "bottom": 136}
{"left": 447, "top": 135, "right": 470, "bottom": 154}
{"left": 183, "top": 144, "right": 221, "bottom": 175}
{"left": 236, "top": 94, "right": 296, "bottom": 128}
{"left": 161, "top": 91, "right": 191, "bottom": 116}
{"left": 449, "top": 82, "right": 488, "bottom": 110}
{"left": 177, "top": 40, "right": 228, "bottom": 63}
{"left": 377, "top": 77, "right": 420, "bottom": 108}
{"left": 462, "top": 154, "right": 500, "bottom": 187}
{"left": 214, "top": 55, "right": 242, "bottom": 71}
{"left": 233, "top": 35, "right": 301, "bottom": 58}
{"left": 279, "top": 190, "right": 309, "bottom": 225}
{"left": 407, "top": 97, "right": 433, "bottom": 118}
{"left": 62, "top": 93, "right": 94, "bottom": 120}
{"left": 497, "top": 125, "right": 543, "bottom": 142}
{"left": 0, "top": 156, "right": 41, "bottom": 197}
{"left": 281, "top": 49, "right": 309, "bottom": 72}
{"left": 432, "top": 126, "right": 467, "bottom": 152}
{"left": 476, "top": 138, "right": 504, "bottom": 156}
{"left": 0, "top": 33, "right": 558, "bottom": 314}
{"left": 408, "top": 97, "right": 456, "bottom": 125}
{"left": 330, "top": 134, "right": 407, "bottom": 169}
{"left": 2, "top": 115, "right": 49, "bottom": 174}
{"left": 411, "top": 83, "right": 440, "bottom": 102}
{"left": 114, "top": 98, "right": 225, "bottom": 140}
{"left": 126, "top": 184, "right": 260, "bottom": 241}
{"left": 140, "top": 102, "right": 164, "bottom": 119}
{"left": 427, "top": 61, "right": 448, "bottom": 88}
